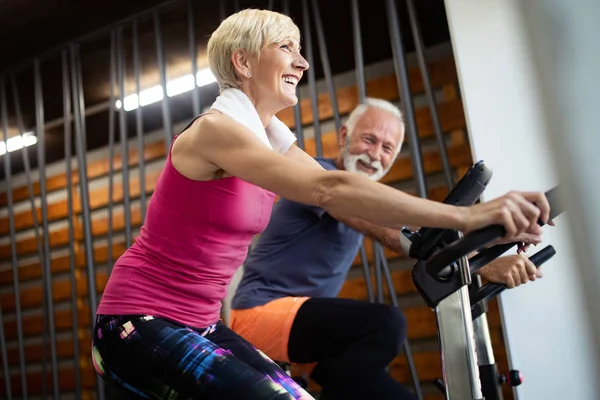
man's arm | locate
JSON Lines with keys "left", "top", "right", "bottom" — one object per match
{"left": 328, "top": 212, "right": 404, "bottom": 253}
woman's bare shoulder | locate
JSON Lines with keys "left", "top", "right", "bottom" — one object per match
{"left": 171, "top": 112, "right": 232, "bottom": 181}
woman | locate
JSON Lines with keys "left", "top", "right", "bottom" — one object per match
{"left": 91, "top": 8, "right": 550, "bottom": 400}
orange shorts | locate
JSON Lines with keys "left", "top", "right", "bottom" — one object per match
{"left": 230, "top": 296, "right": 309, "bottom": 363}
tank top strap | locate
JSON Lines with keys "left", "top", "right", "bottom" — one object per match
{"left": 179, "top": 111, "right": 218, "bottom": 136}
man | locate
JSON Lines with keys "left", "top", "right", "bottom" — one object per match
{"left": 230, "top": 98, "right": 542, "bottom": 400}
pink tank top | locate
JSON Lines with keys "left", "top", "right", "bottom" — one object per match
{"left": 97, "top": 134, "right": 276, "bottom": 328}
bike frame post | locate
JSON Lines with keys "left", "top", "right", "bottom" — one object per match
{"left": 435, "top": 255, "right": 483, "bottom": 400}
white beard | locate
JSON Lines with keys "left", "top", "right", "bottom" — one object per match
{"left": 341, "top": 141, "right": 392, "bottom": 182}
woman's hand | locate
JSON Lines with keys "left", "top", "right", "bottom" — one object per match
{"left": 461, "top": 191, "right": 551, "bottom": 240}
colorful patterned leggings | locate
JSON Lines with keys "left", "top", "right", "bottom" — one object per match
{"left": 92, "top": 314, "right": 314, "bottom": 400}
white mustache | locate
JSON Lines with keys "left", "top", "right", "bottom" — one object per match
{"left": 353, "top": 153, "right": 382, "bottom": 172}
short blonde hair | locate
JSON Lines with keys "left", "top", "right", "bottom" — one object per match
{"left": 208, "top": 9, "right": 301, "bottom": 92}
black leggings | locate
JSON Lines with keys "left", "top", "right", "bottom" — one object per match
{"left": 92, "top": 315, "right": 314, "bottom": 399}
{"left": 287, "top": 297, "right": 416, "bottom": 400}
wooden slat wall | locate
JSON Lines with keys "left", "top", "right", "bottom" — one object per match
{"left": 0, "top": 54, "right": 514, "bottom": 400}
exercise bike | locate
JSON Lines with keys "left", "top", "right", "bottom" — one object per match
{"left": 400, "top": 160, "right": 563, "bottom": 400}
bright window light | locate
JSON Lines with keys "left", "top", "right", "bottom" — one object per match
{"left": 167, "top": 74, "right": 195, "bottom": 97}
{"left": 0, "top": 132, "right": 37, "bottom": 156}
{"left": 115, "top": 68, "right": 217, "bottom": 112}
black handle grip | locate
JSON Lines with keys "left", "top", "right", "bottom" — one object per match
{"left": 525, "top": 244, "right": 556, "bottom": 265}
{"left": 469, "top": 185, "right": 564, "bottom": 273}
{"left": 471, "top": 245, "right": 556, "bottom": 305}
{"left": 425, "top": 186, "right": 562, "bottom": 278}
{"left": 426, "top": 225, "right": 505, "bottom": 277}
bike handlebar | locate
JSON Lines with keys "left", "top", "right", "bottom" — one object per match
{"left": 426, "top": 186, "right": 563, "bottom": 278}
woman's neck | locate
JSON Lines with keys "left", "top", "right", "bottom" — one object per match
{"left": 254, "top": 105, "right": 275, "bottom": 128}
{"left": 241, "top": 86, "right": 276, "bottom": 128}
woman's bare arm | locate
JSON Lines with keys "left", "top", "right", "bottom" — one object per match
{"left": 283, "top": 144, "right": 325, "bottom": 169}
{"left": 184, "top": 114, "right": 550, "bottom": 237}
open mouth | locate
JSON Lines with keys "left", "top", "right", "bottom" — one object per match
{"left": 283, "top": 75, "right": 299, "bottom": 86}
{"left": 357, "top": 160, "right": 376, "bottom": 173}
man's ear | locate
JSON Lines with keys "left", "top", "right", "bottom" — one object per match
{"left": 338, "top": 125, "right": 349, "bottom": 148}
{"left": 231, "top": 49, "right": 251, "bottom": 79}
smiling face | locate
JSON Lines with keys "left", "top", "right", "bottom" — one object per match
{"left": 339, "top": 106, "right": 404, "bottom": 181}
{"left": 243, "top": 39, "right": 308, "bottom": 113}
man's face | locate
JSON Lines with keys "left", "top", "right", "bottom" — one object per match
{"left": 340, "top": 107, "right": 404, "bottom": 181}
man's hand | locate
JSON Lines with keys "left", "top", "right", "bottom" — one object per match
{"left": 494, "top": 218, "right": 555, "bottom": 253}
{"left": 496, "top": 232, "right": 543, "bottom": 254}
{"left": 477, "top": 254, "right": 542, "bottom": 288}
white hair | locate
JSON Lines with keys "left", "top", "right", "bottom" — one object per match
{"left": 341, "top": 98, "right": 405, "bottom": 181}
{"left": 344, "top": 98, "right": 405, "bottom": 152}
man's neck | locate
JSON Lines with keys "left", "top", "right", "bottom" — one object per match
{"left": 334, "top": 155, "right": 345, "bottom": 170}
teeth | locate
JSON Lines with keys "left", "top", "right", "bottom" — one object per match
{"left": 283, "top": 76, "right": 298, "bottom": 85}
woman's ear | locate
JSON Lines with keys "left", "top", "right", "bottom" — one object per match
{"left": 231, "top": 50, "right": 251, "bottom": 79}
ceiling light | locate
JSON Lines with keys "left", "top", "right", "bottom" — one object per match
{"left": 0, "top": 132, "right": 37, "bottom": 156}
{"left": 115, "top": 68, "right": 217, "bottom": 111}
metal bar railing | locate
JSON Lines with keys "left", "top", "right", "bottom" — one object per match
{"left": 69, "top": 43, "right": 105, "bottom": 400}
{"left": 359, "top": 246, "right": 375, "bottom": 303}
{"left": 10, "top": 70, "right": 49, "bottom": 400}
{"left": 282, "top": 0, "right": 305, "bottom": 150}
{"left": 0, "top": 298, "right": 9, "bottom": 399}
{"left": 25, "top": 94, "right": 109, "bottom": 135}
{"left": 61, "top": 48, "right": 82, "bottom": 400}
{"left": 133, "top": 21, "right": 147, "bottom": 224}
{"left": 36, "top": 79, "right": 49, "bottom": 400}
{"left": 293, "top": 97, "right": 305, "bottom": 150}
{"left": 188, "top": 0, "right": 201, "bottom": 116}
{"left": 154, "top": 10, "right": 173, "bottom": 153}
{"left": 348, "top": 0, "right": 375, "bottom": 303}
{"left": 358, "top": 5, "right": 427, "bottom": 391}
{"left": 34, "top": 57, "right": 60, "bottom": 399}
{"left": 107, "top": 30, "right": 117, "bottom": 275}
{"left": 376, "top": 244, "right": 423, "bottom": 400}
{"left": 311, "top": 0, "right": 341, "bottom": 134}
{"left": 351, "top": 0, "right": 367, "bottom": 102}
{"left": 117, "top": 27, "right": 133, "bottom": 248}
{"left": 292, "top": 93, "right": 305, "bottom": 149}
{"left": 301, "top": 0, "right": 322, "bottom": 157}
{"left": 77, "top": 37, "right": 106, "bottom": 399}
{"left": 385, "top": 0, "right": 428, "bottom": 198}
{"left": 404, "top": 0, "right": 453, "bottom": 190}
{"left": 373, "top": 242, "right": 384, "bottom": 304}
{"left": 0, "top": 76, "right": 18, "bottom": 400}
{"left": 75, "top": 48, "right": 89, "bottom": 154}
